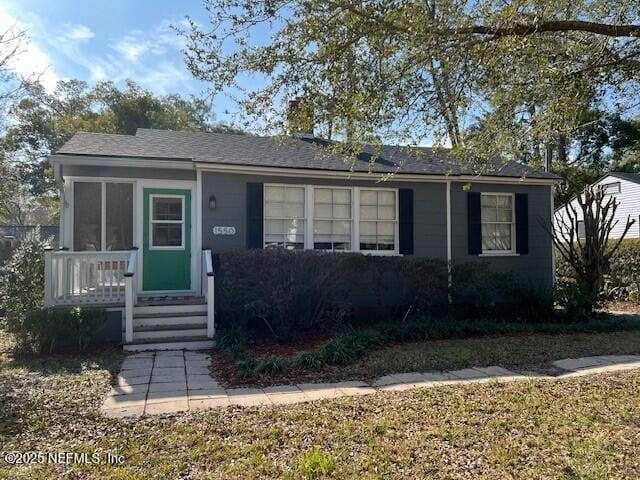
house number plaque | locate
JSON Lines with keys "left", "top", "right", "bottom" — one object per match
{"left": 213, "top": 226, "right": 236, "bottom": 235}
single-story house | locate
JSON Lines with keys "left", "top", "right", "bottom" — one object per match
{"left": 555, "top": 172, "right": 640, "bottom": 240}
{"left": 46, "top": 128, "right": 560, "bottom": 350}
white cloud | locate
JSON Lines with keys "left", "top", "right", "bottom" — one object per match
{"left": 65, "top": 23, "right": 94, "bottom": 41}
{"left": 139, "top": 62, "right": 190, "bottom": 95}
{"left": 112, "top": 36, "right": 149, "bottom": 62}
{"left": 0, "top": 8, "right": 59, "bottom": 92}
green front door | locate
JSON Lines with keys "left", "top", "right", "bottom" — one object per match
{"left": 143, "top": 188, "right": 191, "bottom": 291}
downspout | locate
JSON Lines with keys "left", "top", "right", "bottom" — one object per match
{"left": 446, "top": 180, "right": 452, "bottom": 302}
{"left": 550, "top": 187, "right": 556, "bottom": 288}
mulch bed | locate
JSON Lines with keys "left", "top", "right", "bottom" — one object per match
{"left": 604, "top": 301, "right": 640, "bottom": 314}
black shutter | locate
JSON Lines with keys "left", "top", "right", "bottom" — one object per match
{"left": 246, "top": 183, "right": 263, "bottom": 249}
{"left": 467, "top": 192, "right": 482, "bottom": 255}
{"left": 398, "top": 188, "right": 414, "bottom": 255}
{"left": 515, "top": 193, "right": 529, "bottom": 254}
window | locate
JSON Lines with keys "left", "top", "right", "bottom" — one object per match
{"left": 150, "top": 195, "right": 184, "bottom": 248}
{"left": 481, "top": 193, "right": 514, "bottom": 253}
{"left": 264, "top": 185, "right": 305, "bottom": 249}
{"left": 577, "top": 220, "right": 586, "bottom": 240}
{"left": 602, "top": 182, "right": 621, "bottom": 194}
{"left": 313, "top": 188, "right": 351, "bottom": 251}
{"left": 73, "top": 181, "right": 133, "bottom": 251}
{"left": 74, "top": 182, "right": 102, "bottom": 251}
{"left": 106, "top": 183, "right": 134, "bottom": 250}
{"left": 359, "top": 189, "right": 396, "bottom": 251}
{"left": 263, "top": 185, "right": 399, "bottom": 254}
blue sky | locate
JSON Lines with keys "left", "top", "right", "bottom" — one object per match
{"left": 0, "top": 0, "right": 244, "bottom": 124}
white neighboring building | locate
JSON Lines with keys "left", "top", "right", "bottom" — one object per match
{"left": 555, "top": 172, "right": 640, "bottom": 240}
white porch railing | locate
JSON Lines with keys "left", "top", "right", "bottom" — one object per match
{"left": 201, "top": 250, "right": 215, "bottom": 338}
{"left": 44, "top": 249, "right": 134, "bottom": 307}
{"left": 124, "top": 249, "right": 138, "bottom": 343}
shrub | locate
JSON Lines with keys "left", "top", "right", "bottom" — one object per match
{"left": 510, "top": 283, "right": 555, "bottom": 322}
{"left": 254, "top": 356, "right": 285, "bottom": 375}
{"left": 217, "top": 249, "right": 357, "bottom": 342}
{"left": 293, "top": 351, "right": 325, "bottom": 369}
{"left": 0, "top": 228, "right": 48, "bottom": 348}
{"left": 21, "top": 307, "right": 106, "bottom": 353}
{"left": 556, "top": 238, "right": 640, "bottom": 307}
{"left": 403, "top": 258, "right": 449, "bottom": 311}
{"left": 450, "top": 261, "right": 515, "bottom": 312}
{"left": 606, "top": 239, "right": 640, "bottom": 304}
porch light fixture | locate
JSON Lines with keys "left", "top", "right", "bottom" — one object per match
{"left": 208, "top": 195, "right": 217, "bottom": 210}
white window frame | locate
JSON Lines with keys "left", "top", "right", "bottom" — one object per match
{"left": 69, "top": 178, "right": 136, "bottom": 252}
{"left": 356, "top": 187, "right": 399, "bottom": 255}
{"left": 479, "top": 192, "right": 516, "bottom": 256}
{"left": 149, "top": 194, "right": 185, "bottom": 251}
{"left": 312, "top": 186, "right": 353, "bottom": 252}
{"left": 602, "top": 181, "right": 621, "bottom": 195}
{"left": 263, "top": 183, "right": 307, "bottom": 250}
{"left": 262, "top": 184, "right": 400, "bottom": 256}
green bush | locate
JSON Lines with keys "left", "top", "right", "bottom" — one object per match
{"left": 215, "top": 250, "right": 532, "bottom": 343}
{"left": 450, "top": 260, "right": 517, "bottom": 315}
{"left": 556, "top": 238, "right": 640, "bottom": 307}
{"left": 511, "top": 283, "right": 555, "bottom": 322}
{"left": 606, "top": 239, "right": 640, "bottom": 304}
{"left": 217, "top": 249, "right": 357, "bottom": 342}
{"left": 0, "top": 228, "right": 48, "bottom": 348}
{"left": 22, "top": 307, "right": 106, "bottom": 353}
{"left": 253, "top": 356, "right": 285, "bottom": 375}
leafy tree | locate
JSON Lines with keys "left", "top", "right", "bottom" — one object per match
{"left": 2, "top": 79, "right": 243, "bottom": 198}
{"left": 181, "top": 0, "right": 639, "bottom": 167}
{"left": 552, "top": 185, "right": 635, "bottom": 316}
{"left": 0, "top": 25, "right": 29, "bottom": 127}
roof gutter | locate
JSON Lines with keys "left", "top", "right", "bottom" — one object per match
{"left": 49, "top": 154, "right": 195, "bottom": 172}
{"left": 194, "top": 161, "right": 561, "bottom": 186}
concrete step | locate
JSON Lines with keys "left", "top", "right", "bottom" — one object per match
{"left": 132, "top": 327, "right": 208, "bottom": 341}
{"left": 133, "top": 312, "right": 207, "bottom": 328}
{"left": 124, "top": 338, "right": 214, "bottom": 352}
{"left": 134, "top": 303, "right": 207, "bottom": 316}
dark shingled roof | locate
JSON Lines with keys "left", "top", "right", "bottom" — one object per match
{"left": 56, "top": 128, "right": 560, "bottom": 180}
{"left": 608, "top": 172, "right": 640, "bottom": 185}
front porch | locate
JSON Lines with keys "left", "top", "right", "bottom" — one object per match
{"left": 44, "top": 249, "right": 216, "bottom": 350}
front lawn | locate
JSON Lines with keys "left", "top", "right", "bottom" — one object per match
{"left": 1, "top": 348, "right": 640, "bottom": 478}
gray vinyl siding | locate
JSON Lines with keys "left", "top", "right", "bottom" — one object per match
{"left": 62, "top": 164, "right": 197, "bottom": 181}
{"left": 200, "top": 171, "right": 447, "bottom": 259}
{"left": 450, "top": 181, "right": 553, "bottom": 288}
{"left": 202, "top": 172, "right": 553, "bottom": 290}
{"left": 60, "top": 164, "right": 554, "bottom": 291}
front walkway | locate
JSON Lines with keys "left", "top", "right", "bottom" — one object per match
{"left": 101, "top": 351, "right": 640, "bottom": 418}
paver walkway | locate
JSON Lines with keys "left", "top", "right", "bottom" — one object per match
{"left": 101, "top": 352, "right": 640, "bottom": 418}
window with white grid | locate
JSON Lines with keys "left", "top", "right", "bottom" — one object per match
{"left": 359, "top": 189, "right": 396, "bottom": 251}
{"left": 264, "top": 185, "right": 306, "bottom": 249}
{"left": 481, "top": 193, "right": 514, "bottom": 253}
{"left": 313, "top": 188, "right": 352, "bottom": 251}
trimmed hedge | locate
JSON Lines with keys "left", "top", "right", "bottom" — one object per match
{"left": 215, "top": 250, "right": 535, "bottom": 343}
{"left": 22, "top": 307, "right": 107, "bottom": 353}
